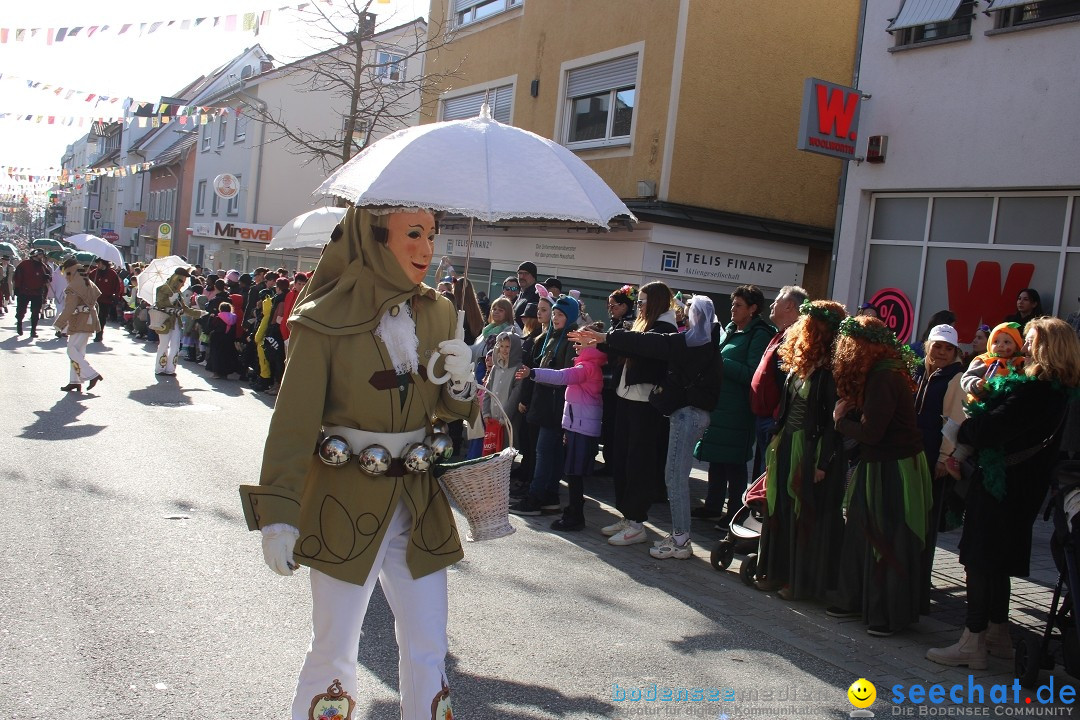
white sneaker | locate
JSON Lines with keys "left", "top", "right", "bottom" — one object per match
{"left": 649, "top": 535, "right": 693, "bottom": 559}
{"left": 608, "top": 524, "right": 648, "bottom": 546}
{"left": 600, "top": 518, "right": 630, "bottom": 537}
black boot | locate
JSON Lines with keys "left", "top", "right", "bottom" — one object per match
{"left": 550, "top": 505, "right": 585, "bottom": 531}
{"left": 16, "top": 319, "right": 22, "bottom": 335}
{"left": 93, "top": 332, "right": 103, "bottom": 343}
{"left": 30, "top": 323, "right": 38, "bottom": 338}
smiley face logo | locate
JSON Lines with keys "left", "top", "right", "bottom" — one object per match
{"left": 848, "top": 678, "right": 876, "bottom": 709}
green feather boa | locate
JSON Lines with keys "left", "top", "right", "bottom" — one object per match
{"left": 965, "top": 371, "right": 1078, "bottom": 500}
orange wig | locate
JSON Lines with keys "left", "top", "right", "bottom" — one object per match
{"left": 833, "top": 315, "right": 916, "bottom": 408}
{"left": 778, "top": 300, "right": 848, "bottom": 380}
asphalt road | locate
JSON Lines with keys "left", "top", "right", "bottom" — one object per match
{"left": 0, "top": 321, "right": 856, "bottom": 720}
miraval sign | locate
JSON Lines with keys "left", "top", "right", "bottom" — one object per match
{"left": 194, "top": 221, "right": 275, "bottom": 244}
{"left": 796, "top": 77, "right": 864, "bottom": 161}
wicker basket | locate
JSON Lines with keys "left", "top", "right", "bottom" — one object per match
{"left": 435, "top": 387, "right": 516, "bottom": 542}
{"left": 147, "top": 308, "right": 170, "bottom": 332}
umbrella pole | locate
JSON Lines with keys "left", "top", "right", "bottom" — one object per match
{"left": 457, "top": 216, "right": 475, "bottom": 312}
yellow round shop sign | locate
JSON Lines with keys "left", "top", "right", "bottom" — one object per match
{"left": 158, "top": 223, "right": 173, "bottom": 239}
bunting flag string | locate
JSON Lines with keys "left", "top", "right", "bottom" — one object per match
{"left": 5, "top": 162, "right": 155, "bottom": 185}
{"left": 0, "top": 6, "right": 289, "bottom": 45}
{"left": 0, "top": 72, "right": 243, "bottom": 118}
{"left": 0, "top": 104, "right": 239, "bottom": 127}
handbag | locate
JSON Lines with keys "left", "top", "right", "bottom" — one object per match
{"left": 482, "top": 418, "right": 504, "bottom": 455}
{"left": 649, "top": 373, "right": 688, "bottom": 416}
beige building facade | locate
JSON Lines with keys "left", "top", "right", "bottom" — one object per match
{"left": 422, "top": 0, "right": 858, "bottom": 314}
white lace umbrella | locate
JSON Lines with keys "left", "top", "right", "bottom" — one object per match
{"left": 67, "top": 233, "right": 124, "bottom": 266}
{"left": 315, "top": 104, "right": 635, "bottom": 228}
{"left": 137, "top": 255, "right": 190, "bottom": 306}
{"left": 267, "top": 207, "right": 347, "bottom": 250}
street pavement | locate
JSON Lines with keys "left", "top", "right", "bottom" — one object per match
{"left": 0, "top": 315, "right": 1076, "bottom": 719}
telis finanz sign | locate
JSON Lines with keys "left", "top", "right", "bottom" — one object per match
{"left": 797, "top": 77, "right": 864, "bottom": 161}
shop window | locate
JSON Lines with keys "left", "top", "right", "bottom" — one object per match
{"left": 195, "top": 180, "right": 207, "bottom": 215}
{"left": 929, "top": 197, "right": 993, "bottom": 244}
{"left": 442, "top": 84, "right": 513, "bottom": 123}
{"left": 454, "top": 0, "right": 522, "bottom": 28}
{"left": 994, "top": 196, "right": 1067, "bottom": 246}
{"left": 564, "top": 54, "right": 638, "bottom": 150}
{"left": 988, "top": 0, "right": 1080, "bottom": 29}
{"left": 889, "top": 0, "right": 976, "bottom": 47}
{"left": 870, "top": 197, "right": 927, "bottom": 242}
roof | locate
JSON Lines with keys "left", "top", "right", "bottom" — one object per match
{"left": 625, "top": 201, "right": 834, "bottom": 248}
{"left": 149, "top": 133, "right": 198, "bottom": 166}
{"left": 89, "top": 149, "right": 120, "bottom": 169}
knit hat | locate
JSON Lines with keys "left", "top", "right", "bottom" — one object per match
{"left": 989, "top": 322, "right": 1023, "bottom": 352}
{"left": 552, "top": 295, "right": 580, "bottom": 325}
{"left": 517, "top": 261, "right": 538, "bottom": 278}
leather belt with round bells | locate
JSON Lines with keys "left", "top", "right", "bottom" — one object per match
{"left": 316, "top": 431, "right": 455, "bottom": 476}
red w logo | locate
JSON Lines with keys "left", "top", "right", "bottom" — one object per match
{"left": 815, "top": 85, "right": 860, "bottom": 140}
{"left": 946, "top": 260, "right": 1034, "bottom": 343}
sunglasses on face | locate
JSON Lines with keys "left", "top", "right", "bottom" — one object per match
{"left": 504, "top": 285, "right": 519, "bottom": 292}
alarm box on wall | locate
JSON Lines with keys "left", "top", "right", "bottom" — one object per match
{"left": 866, "top": 135, "right": 888, "bottom": 164}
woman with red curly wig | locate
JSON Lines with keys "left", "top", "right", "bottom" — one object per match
{"left": 827, "top": 315, "right": 933, "bottom": 637}
{"left": 755, "top": 300, "right": 848, "bottom": 601}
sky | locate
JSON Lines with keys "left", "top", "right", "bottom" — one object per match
{"left": 0, "top": 0, "right": 429, "bottom": 174}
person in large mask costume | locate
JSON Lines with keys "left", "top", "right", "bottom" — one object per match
{"left": 53, "top": 257, "right": 104, "bottom": 392}
{"left": 240, "top": 207, "right": 476, "bottom": 720}
{"left": 154, "top": 268, "right": 203, "bottom": 375}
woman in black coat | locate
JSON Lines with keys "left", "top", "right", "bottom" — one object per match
{"left": 927, "top": 317, "right": 1080, "bottom": 671}
{"left": 586, "top": 281, "right": 677, "bottom": 546}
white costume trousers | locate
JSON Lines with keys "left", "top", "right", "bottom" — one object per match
{"left": 66, "top": 332, "right": 97, "bottom": 384}
{"left": 156, "top": 325, "right": 182, "bottom": 374}
{"left": 291, "top": 500, "right": 450, "bottom": 720}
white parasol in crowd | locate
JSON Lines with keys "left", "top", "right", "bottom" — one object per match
{"left": 136, "top": 255, "right": 191, "bottom": 306}
{"left": 267, "top": 207, "right": 348, "bottom": 250}
{"left": 67, "top": 233, "right": 124, "bottom": 267}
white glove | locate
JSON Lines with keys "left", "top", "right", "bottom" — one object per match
{"left": 260, "top": 523, "right": 299, "bottom": 576}
{"left": 437, "top": 337, "right": 474, "bottom": 384}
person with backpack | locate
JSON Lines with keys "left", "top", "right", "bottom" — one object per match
{"left": 750, "top": 286, "right": 808, "bottom": 477}
{"left": 692, "top": 285, "right": 777, "bottom": 528}
{"left": 572, "top": 295, "right": 721, "bottom": 558}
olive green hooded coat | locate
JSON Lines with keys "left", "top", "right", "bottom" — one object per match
{"left": 239, "top": 207, "right": 475, "bottom": 585}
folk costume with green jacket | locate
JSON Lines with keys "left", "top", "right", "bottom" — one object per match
{"left": 239, "top": 208, "right": 476, "bottom": 586}
{"left": 153, "top": 278, "right": 202, "bottom": 333}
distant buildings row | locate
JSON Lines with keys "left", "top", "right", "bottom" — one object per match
{"left": 54, "top": 0, "right": 1080, "bottom": 337}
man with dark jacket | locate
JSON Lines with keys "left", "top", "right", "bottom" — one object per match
{"left": 88, "top": 258, "right": 123, "bottom": 342}
{"left": 13, "top": 248, "right": 51, "bottom": 338}
{"left": 512, "top": 261, "right": 540, "bottom": 326}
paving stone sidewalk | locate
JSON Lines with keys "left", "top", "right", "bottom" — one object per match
{"left": 506, "top": 458, "right": 1078, "bottom": 706}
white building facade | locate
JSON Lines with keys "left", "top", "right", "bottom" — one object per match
{"left": 832, "top": 0, "right": 1080, "bottom": 347}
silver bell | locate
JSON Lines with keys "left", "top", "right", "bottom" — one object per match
{"left": 426, "top": 432, "right": 454, "bottom": 462}
{"left": 357, "top": 444, "right": 392, "bottom": 476}
{"left": 432, "top": 419, "right": 450, "bottom": 437}
{"left": 318, "top": 435, "right": 352, "bottom": 467}
{"left": 403, "top": 442, "right": 435, "bottom": 473}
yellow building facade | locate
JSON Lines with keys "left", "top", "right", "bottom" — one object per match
{"left": 422, "top": 0, "right": 858, "bottom": 313}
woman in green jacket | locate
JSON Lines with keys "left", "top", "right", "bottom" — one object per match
{"left": 693, "top": 284, "right": 776, "bottom": 526}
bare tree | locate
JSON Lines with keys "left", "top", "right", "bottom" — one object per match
{"left": 241, "top": 0, "right": 463, "bottom": 175}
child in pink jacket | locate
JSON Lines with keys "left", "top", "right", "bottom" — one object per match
{"left": 518, "top": 334, "right": 606, "bottom": 531}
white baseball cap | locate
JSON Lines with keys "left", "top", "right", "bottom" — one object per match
{"left": 927, "top": 324, "right": 958, "bottom": 347}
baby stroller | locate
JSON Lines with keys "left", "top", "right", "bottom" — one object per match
{"left": 1015, "top": 460, "right": 1080, "bottom": 688}
{"left": 710, "top": 471, "right": 767, "bottom": 585}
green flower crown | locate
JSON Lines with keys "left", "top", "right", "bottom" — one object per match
{"left": 799, "top": 300, "right": 842, "bottom": 331}
{"left": 838, "top": 316, "right": 921, "bottom": 375}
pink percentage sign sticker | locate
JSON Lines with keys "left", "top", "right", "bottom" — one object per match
{"left": 868, "top": 288, "right": 914, "bottom": 344}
